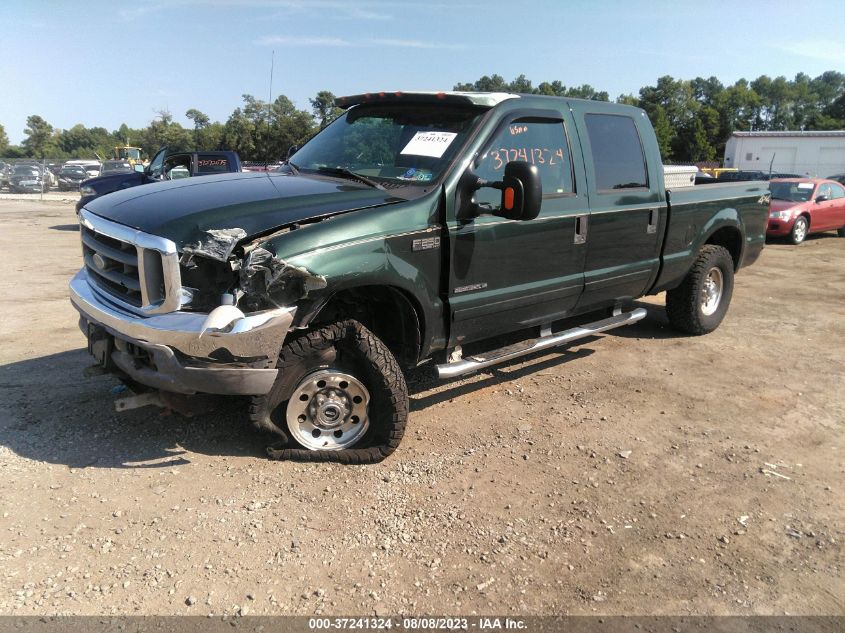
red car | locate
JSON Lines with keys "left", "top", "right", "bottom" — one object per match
{"left": 768, "top": 178, "right": 845, "bottom": 244}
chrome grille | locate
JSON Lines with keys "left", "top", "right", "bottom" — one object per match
{"left": 78, "top": 209, "right": 181, "bottom": 315}
{"left": 81, "top": 226, "right": 143, "bottom": 305}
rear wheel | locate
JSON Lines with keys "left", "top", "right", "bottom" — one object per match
{"left": 249, "top": 319, "right": 408, "bottom": 463}
{"left": 666, "top": 245, "right": 734, "bottom": 335}
{"left": 790, "top": 216, "right": 808, "bottom": 244}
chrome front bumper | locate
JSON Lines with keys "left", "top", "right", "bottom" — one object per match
{"left": 69, "top": 269, "right": 295, "bottom": 395}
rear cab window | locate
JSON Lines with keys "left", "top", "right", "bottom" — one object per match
{"left": 197, "top": 155, "right": 231, "bottom": 174}
{"left": 584, "top": 113, "right": 649, "bottom": 192}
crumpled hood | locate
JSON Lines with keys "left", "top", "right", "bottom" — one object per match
{"left": 84, "top": 171, "right": 404, "bottom": 250}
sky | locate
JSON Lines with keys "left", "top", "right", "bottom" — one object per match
{"left": 2, "top": 0, "right": 844, "bottom": 144}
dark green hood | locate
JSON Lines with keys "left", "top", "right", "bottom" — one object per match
{"left": 84, "top": 171, "right": 404, "bottom": 250}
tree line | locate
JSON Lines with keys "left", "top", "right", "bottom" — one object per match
{"left": 0, "top": 90, "right": 341, "bottom": 163}
{"left": 455, "top": 72, "right": 845, "bottom": 163}
{"left": 2, "top": 72, "right": 844, "bottom": 164}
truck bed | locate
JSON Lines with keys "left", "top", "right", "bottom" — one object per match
{"left": 653, "top": 180, "right": 770, "bottom": 294}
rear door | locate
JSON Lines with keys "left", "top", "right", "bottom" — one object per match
{"left": 568, "top": 103, "right": 666, "bottom": 309}
{"left": 447, "top": 108, "right": 589, "bottom": 346}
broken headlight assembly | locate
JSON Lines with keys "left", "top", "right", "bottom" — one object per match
{"left": 178, "top": 228, "right": 326, "bottom": 315}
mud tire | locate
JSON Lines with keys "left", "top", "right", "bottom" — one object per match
{"left": 666, "top": 245, "right": 735, "bottom": 336}
{"left": 249, "top": 319, "right": 408, "bottom": 464}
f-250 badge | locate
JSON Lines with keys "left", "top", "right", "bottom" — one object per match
{"left": 412, "top": 237, "right": 440, "bottom": 251}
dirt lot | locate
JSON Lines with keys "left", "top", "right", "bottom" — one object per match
{"left": 0, "top": 199, "right": 842, "bottom": 617}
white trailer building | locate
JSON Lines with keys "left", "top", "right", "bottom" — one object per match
{"left": 723, "top": 130, "right": 845, "bottom": 177}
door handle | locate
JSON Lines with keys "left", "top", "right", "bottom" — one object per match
{"left": 647, "top": 208, "right": 659, "bottom": 234}
{"left": 574, "top": 215, "right": 588, "bottom": 244}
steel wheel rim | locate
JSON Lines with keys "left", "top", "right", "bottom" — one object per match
{"left": 700, "top": 267, "right": 723, "bottom": 316}
{"left": 793, "top": 219, "right": 807, "bottom": 242}
{"left": 286, "top": 369, "right": 370, "bottom": 450}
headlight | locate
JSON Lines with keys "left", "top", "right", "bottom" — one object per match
{"left": 79, "top": 185, "right": 96, "bottom": 196}
{"left": 769, "top": 209, "right": 795, "bottom": 220}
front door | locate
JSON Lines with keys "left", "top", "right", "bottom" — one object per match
{"left": 447, "top": 110, "right": 589, "bottom": 347}
{"left": 814, "top": 182, "right": 845, "bottom": 230}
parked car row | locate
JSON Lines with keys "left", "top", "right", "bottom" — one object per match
{"left": 0, "top": 158, "right": 136, "bottom": 193}
{"left": 1, "top": 150, "right": 245, "bottom": 197}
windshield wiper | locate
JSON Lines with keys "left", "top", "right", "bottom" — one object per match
{"left": 315, "top": 166, "right": 386, "bottom": 191}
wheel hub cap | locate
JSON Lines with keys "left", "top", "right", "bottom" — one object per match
{"left": 700, "top": 267, "right": 723, "bottom": 316}
{"left": 286, "top": 369, "right": 370, "bottom": 450}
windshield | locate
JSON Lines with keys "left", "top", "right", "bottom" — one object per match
{"left": 118, "top": 148, "right": 141, "bottom": 160}
{"left": 14, "top": 166, "right": 37, "bottom": 175}
{"left": 770, "top": 181, "right": 815, "bottom": 202}
{"left": 103, "top": 162, "right": 132, "bottom": 172}
{"left": 61, "top": 167, "right": 86, "bottom": 176}
{"left": 290, "top": 104, "right": 484, "bottom": 188}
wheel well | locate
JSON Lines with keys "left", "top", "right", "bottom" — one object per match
{"left": 705, "top": 227, "right": 742, "bottom": 270}
{"left": 310, "top": 286, "right": 423, "bottom": 368}
{"left": 797, "top": 212, "right": 811, "bottom": 228}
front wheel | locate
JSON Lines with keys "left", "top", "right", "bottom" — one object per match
{"left": 790, "top": 216, "right": 808, "bottom": 244}
{"left": 249, "top": 319, "right": 408, "bottom": 463}
{"left": 666, "top": 245, "right": 735, "bottom": 335}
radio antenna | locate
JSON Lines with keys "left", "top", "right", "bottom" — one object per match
{"left": 266, "top": 49, "right": 275, "bottom": 168}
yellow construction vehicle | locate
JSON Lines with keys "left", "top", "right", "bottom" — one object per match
{"left": 112, "top": 146, "right": 147, "bottom": 168}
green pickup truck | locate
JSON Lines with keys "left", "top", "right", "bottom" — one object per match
{"left": 70, "top": 91, "right": 768, "bottom": 463}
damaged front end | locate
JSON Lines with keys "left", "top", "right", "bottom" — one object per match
{"left": 70, "top": 211, "right": 327, "bottom": 399}
{"left": 178, "top": 227, "right": 327, "bottom": 332}
{"left": 238, "top": 247, "right": 327, "bottom": 311}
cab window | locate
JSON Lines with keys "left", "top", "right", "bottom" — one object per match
{"left": 817, "top": 183, "right": 832, "bottom": 200}
{"left": 585, "top": 114, "right": 648, "bottom": 191}
{"left": 830, "top": 183, "right": 845, "bottom": 199}
{"left": 163, "top": 155, "right": 191, "bottom": 180}
{"left": 197, "top": 155, "right": 231, "bottom": 174}
{"left": 474, "top": 119, "right": 574, "bottom": 208}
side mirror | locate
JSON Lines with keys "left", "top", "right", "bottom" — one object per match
{"left": 500, "top": 161, "right": 542, "bottom": 221}
{"left": 458, "top": 161, "right": 542, "bottom": 221}
{"left": 815, "top": 195, "right": 829, "bottom": 203}
{"left": 286, "top": 145, "right": 299, "bottom": 161}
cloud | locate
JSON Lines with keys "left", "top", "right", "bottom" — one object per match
{"left": 370, "top": 38, "right": 466, "bottom": 50}
{"left": 779, "top": 40, "right": 845, "bottom": 63}
{"left": 120, "top": 0, "right": 393, "bottom": 21}
{"left": 256, "top": 35, "right": 356, "bottom": 47}
{"left": 256, "top": 35, "right": 466, "bottom": 50}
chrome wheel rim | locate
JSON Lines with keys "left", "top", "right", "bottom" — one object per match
{"left": 286, "top": 369, "right": 370, "bottom": 450}
{"left": 700, "top": 267, "right": 723, "bottom": 316}
{"left": 793, "top": 219, "right": 807, "bottom": 242}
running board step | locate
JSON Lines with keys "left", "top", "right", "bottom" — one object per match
{"left": 436, "top": 307, "right": 647, "bottom": 379}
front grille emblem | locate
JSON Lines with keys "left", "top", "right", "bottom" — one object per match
{"left": 92, "top": 253, "right": 107, "bottom": 271}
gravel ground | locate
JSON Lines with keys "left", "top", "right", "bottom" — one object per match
{"left": 0, "top": 199, "right": 842, "bottom": 616}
